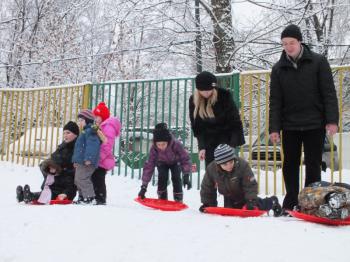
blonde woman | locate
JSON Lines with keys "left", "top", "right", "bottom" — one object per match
{"left": 189, "top": 71, "right": 245, "bottom": 166}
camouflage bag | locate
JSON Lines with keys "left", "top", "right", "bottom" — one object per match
{"left": 298, "top": 183, "right": 350, "bottom": 220}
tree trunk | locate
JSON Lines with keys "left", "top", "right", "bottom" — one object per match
{"left": 211, "top": 0, "right": 235, "bottom": 73}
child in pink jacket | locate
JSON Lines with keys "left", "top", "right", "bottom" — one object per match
{"left": 92, "top": 102, "right": 121, "bottom": 205}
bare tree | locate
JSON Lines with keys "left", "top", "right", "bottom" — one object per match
{"left": 0, "top": 0, "right": 349, "bottom": 87}
{"left": 237, "top": 0, "right": 350, "bottom": 69}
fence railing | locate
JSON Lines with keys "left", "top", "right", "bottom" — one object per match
{"left": 0, "top": 66, "right": 348, "bottom": 195}
{"left": 89, "top": 73, "right": 240, "bottom": 187}
{"left": 0, "top": 83, "right": 90, "bottom": 166}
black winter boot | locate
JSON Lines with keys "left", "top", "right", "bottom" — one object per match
{"left": 157, "top": 190, "right": 168, "bottom": 200}
{"left": 95, "top": 198, "right": 106, "bottom": 205}
{"left": 95, "top": 193, "right": 106, "bottom": 205}
{"left": 81, "top": 197, "right": 96, "bottom": 205}
{"left": 174, "top": 192, "right": 183, "bottom": 203}
{"left": 75, "top": 196, "right": 96, "bottom": 205}
{"left": 23, "top": 185, "right": 33, "bottom": 203}
{"left": 16, "top": 186, "right": 24, "bottom": 202}
{"left": 271, "top": 196, "right": 283, "bottom": 217}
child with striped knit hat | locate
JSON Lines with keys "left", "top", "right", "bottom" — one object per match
{"left": 199, "top": 144, "right": 283, "bottom": 216}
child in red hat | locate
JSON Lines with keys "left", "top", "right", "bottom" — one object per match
{"left": 93, "top": 102, "right": 110, "bottom": 122}
{"left": 92, "top": 102, "right": 121, "bottom": 204}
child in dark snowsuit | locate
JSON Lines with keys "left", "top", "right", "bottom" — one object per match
{"left": 16, "top": 121, "right": 79, "bottom": 204}
{"left": 138, "top": 123, "right": 192, "bottom": 202}
{"left": 72, "top": 109, "right": 101, "bottom": 204}
{"left": 199, "top": 144, "right": 283, "bottom": 216}
{"left": 91, "top": 102, "right": 121, "bottom": 205}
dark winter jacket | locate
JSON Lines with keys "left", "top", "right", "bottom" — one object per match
{"left": 141, "top": 137, "right": 191, "bottom": 186}
{"left": 269, "top": 44, "right": 339, "bottom": 133}
{"left": 39, "top": 139, "right": 77, "bottom": 200}
{"left": 200, "top": 157, "right": 258, "bottom": 208}
{"left": 189, "top": 87, "right": 245, "bottom": 150}
{"left": 72, "top": 124, "right": 101, "bottom": 168}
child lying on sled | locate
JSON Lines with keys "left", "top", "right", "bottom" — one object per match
{"left": 16, "top": 121, "right": 79, "bottom": 204}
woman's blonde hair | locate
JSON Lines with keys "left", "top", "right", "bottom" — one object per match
{"left": 193, "top": 89, "right": 218, "bottom": 119}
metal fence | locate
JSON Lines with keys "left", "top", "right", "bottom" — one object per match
{"left": 0, "top": 83, "right": 90, "bottom": 166}
{"left": 89, "top": 73, "right": 240, "bottom": 187}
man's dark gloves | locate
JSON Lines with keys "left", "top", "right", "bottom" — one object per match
{"left": 138, "top": 185, "right": 147, "bottom": 199}
{"left": 183, "top": 173, "right": 192, "bottom": 190}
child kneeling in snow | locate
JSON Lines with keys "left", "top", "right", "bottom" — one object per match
{"left": 199, "top": 144, "right": 283, "bottom": 216}
{"left": 138, "top": 123, "right": 192, "bottom": 202}
{"left": 298, "top": 181, "right": 350, "bottom": 219}
{"left": 16, "top": 121, "right": 79, "bottom": 204}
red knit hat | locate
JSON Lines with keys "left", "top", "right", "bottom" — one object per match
{"left": 93, "top": 102, "right": 110, "bottom": 122}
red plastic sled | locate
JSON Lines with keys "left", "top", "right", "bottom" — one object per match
{"left": 135, "top": 197, "right": 188, "bottom": 211}
{"left": 31, "top": 199, "right": 73, "bottom": 205}
{"left": 288, "top": 211, "right": 350, "bottom": 226}
{"left": 204, "top": 207, "right": 266, "bottom": 217}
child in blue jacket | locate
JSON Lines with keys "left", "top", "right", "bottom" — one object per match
{"left": 72, "top": 109, "right": 101, "bottom": 204}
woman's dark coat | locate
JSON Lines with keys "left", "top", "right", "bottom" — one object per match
{"left": 189, "top": 87, "right": 245, "bottom": 150}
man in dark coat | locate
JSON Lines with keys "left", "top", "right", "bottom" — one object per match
{"left": 269, "top": 24, "right": 339, "bottom": 211}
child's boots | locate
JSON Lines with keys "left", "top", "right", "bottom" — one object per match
{"left": 16, "top": 186, "right": 24, "bottom": 202}
{"left": 23, "top": 185, "right": 33, "bottom": 203}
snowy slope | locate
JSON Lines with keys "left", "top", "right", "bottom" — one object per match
{"left": 1, "top": 161, "right": 350, "bottom": 262}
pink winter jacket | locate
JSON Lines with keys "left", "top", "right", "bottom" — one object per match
{"left": 98, "top": 117, "right": 121, "bottom": 170}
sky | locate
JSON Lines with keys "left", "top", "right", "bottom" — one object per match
{"left": 232, "top": 0, "right": 264, "bottom": 28}
{"left": 1, "top": 160, "right": 350, "bottom": 262}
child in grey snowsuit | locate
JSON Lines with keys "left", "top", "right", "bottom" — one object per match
{"left": 72, "top": 109, "right": 101, "bottom": 204}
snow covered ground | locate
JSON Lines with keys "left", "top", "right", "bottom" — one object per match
{"left": 1, "top": 161, "right": 350, "bottom": 262}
